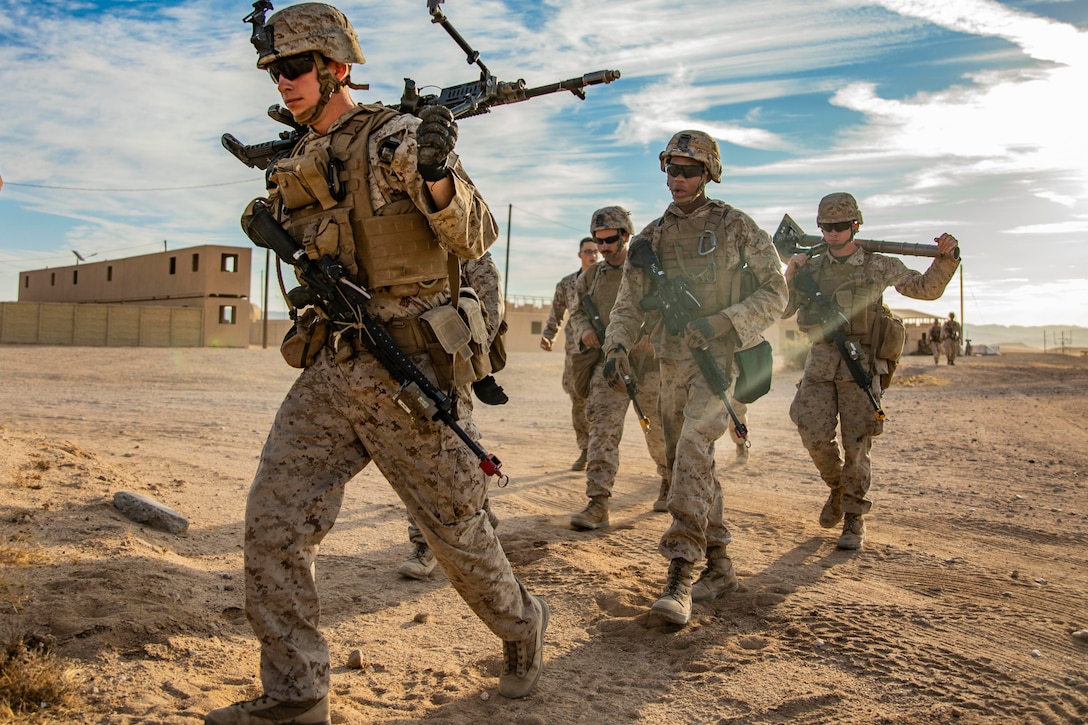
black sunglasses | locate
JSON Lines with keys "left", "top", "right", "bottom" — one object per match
{"left": 594, "top": 232, "right": 623, "bottom": 245}
{"left": 268, "top": 55, "right": 316, "bottom": 82}
{"left": 819, "top": 221, "right": 855, "bottom": 233}
{"left": 665, "top": 163, "right": 704, "bottom": 179}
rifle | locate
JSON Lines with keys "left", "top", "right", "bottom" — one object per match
{"left": 222, "top": 1, "right": 621, "bottom": 170}
{"left": 772, "top": 214, "right": 961, "bottom": 261}
{"left": 791, "top": 266, "right": 886, "bottom": 421}
{"left": 583, "top": 292, "right": 650, "bottom": 432}
{"left": 242, "top": 199, "right": 508, "bottom": 483}
{"left": 630, "top": 243, "right": 749, "bottom": 441}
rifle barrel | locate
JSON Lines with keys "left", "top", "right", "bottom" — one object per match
{"left": 522, "top": 70, "right": 621, "bottom": 99}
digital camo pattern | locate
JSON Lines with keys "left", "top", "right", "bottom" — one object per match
{"left": 787, "top": 249, "right": 959, "bottom": 516}
{"left": 247, "top": 351, "right": 537, "bottom": 701}
{"left": 542, "top": 269, "right": 590, "bottom": 450}
{"left": 244, "top": 104, "right": 534, "bottom": 703}
{"left": 603, "top": 198, "right": 787, "bottom": 565}
{"left": 583, "top": 357, "right": 667, "bottom": 499}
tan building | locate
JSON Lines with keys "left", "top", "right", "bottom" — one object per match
{"left": 17, "top": 245, "right": 252, "bottom": 347}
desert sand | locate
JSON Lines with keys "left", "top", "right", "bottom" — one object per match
{"left": 1, "top": 346, "right": 1087, "bottom": 724}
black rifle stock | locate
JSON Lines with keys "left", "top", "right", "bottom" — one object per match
{"left": 242, "top": 199, "right": 508, "bottom": 482}
{"left": 583, "top": 293, "right": 650, "bottom": 431}
{"left": 792, "top": 267, "right": 886, "bottom": 421}
{"left": 632, "top": 245, "right": 748, "bottom": 440}
{"left": 222, "top": 1, "right": 620, "bottom": 170}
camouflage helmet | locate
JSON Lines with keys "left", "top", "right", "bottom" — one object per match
{"left": 658, "top": 130, "right": 722, "bottom": 183}
{"left": 816, "top": 192, "right": 864, "bottom": 226}
{"left": 590, "top": 206, "right": 635, "bottom": 235}
{"left": 256, "top": 3, "right": 365, "bottom": 69}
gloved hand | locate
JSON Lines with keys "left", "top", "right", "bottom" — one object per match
{"left": 416, "top": 105, "right": 458, "bottom": 181}
{"left": 684, "top": 313, "right": 733, "bottom": 349}
{"left": 472, "top": 375, "right": 508, "bottom": 405}
{"left": 602, "top": 347, "right": 631, "bottom": 393}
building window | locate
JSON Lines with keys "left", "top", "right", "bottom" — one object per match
{"left": 169, "top": 256, "right": 177, "bottom": 275}
{"left": 23, "top": 276, "right": 29, "bottom": 289}
{"left": 192, "top": 253, "right": 200, "bottom": 272}
{"left": 51, "top": 272, "right": 56, "bottom": 286}
{"left": 73, "top": 270, "right": 78, "bottom": 284}
{"left": 107, "top": 266, "right": 113, "bottom": 282}
{"left": 531, "top": 320, "right": 543, "bottom": 335}
{"left": 221, "top": 253, "right": 238, "bottom": 273}
{"left": 219, "top": 305, "right": 237, "bottom": 325}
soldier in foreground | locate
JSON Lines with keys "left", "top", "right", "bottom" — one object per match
{"left": 206, "top": 5, "right": 546, "bottom": 723}
{"left": 602, "top": 132, "right": 787, "bottom": 625}
{"left": 540, "top": 237, "right": 599, "bottom": 471}
{"left": 784, "top": 193, "right": 959, "bottom": 550}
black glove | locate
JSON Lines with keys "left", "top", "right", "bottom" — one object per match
{"left": 602, "top": 347, "right": 631, "bottom": 394}
{"left": 472, "top": 375, "right": 508, "bottom": 405}
{"left": 416, "top": 105, "right": 458, "bottom": 181}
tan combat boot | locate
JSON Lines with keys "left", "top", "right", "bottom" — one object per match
{"left": 570, "top": 495, "right": 609, "bottom": 530}
{"left": 691, "top": 551, "right": 739, "bottom": 602}
{"left": 734, "top": 442, "right": 749, "bottom": 466}
{"left": 650, "top": 558, "right": 695, "bottom": 625}
{"left": 836, "top": 513, "right": 866, "bottom": 550}
{"left": 571, "top": 449, "right": 588, "bottom": 471}
{"left": 498, "top": 595, "right": 549, "bottom": 698}
{"left": 652, "top": 477, "right": 670, "bottom": 513}
{"left": 819, "top": 486, "right": 845, "bottom": 528}
{"left": 397, "top": 543, "right": 436, "bottom": 579}
{"left": 204, "top": 693, "right": 330, "bottom": 725}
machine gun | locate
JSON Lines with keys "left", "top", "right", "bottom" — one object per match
{"left": 222, "top": 0, "right": 621, "bottom": 170}
{"left": 583, "top": 293, "right": 650, "bottom": 432}
{"left": 629, "top": 242, "right": 748, "bottom": 441}
{"left": 242, "top": 199, "right": 508, "bottom": 483}
{"left": 791, "top": 266, "right": 886, "bottom": 421}
{"left": 772, "top": 214, "right": 961, "bottom": 262}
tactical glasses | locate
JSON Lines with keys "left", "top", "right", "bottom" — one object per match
{"left": 593, "top": 232, "right": 624, "bottom": 246}
{"left": 665, "top": 163, "right": 705, "bottom": 179}
{"left": 819, "top": 221, "right": 855, "bottom": 233}
{"left": 268, "top": 55, "right": 316, "bottom": 82}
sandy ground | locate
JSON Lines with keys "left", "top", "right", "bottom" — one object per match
{"left": 1, "top": 345, "right": 1087, "bottom": 724}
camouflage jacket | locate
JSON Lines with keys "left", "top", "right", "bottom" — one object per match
{"left": 541, "top": 269, "right": 582, "bottom": 355}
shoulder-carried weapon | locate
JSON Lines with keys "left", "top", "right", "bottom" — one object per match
{"left": 772, "top": 214, "right": 960, "bottom": 261}
{"left": 628, "top": 240, "right": 748, "bottom": 441}
{"left": 242, "top": 200, "right": 508, "bottom": 483}
{"left": 222, "top": 0, "right": 621, "bottom": 170}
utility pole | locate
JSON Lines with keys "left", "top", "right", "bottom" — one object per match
{"left": 262, "top": 249, "right": 270, "bottom": 349}
{"left": 504, "top": 203, "right": 512, "bottom": 301}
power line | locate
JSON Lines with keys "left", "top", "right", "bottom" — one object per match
{"left": 2, "top": 179, "right": 257, "bottom": 192}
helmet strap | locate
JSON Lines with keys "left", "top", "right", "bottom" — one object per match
{"left": 294, "top": 52, "right": 344, "bottom": 126}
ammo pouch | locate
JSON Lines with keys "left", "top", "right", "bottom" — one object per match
{"left": 571, "top": 348, "right": 602, "bottom": 399}
{"left": 420, "top": 304, "right": 476, "bottom": 390}
{"left": 733, "top": 338, "right": 773, "bottom": 404}
{"left": 280, "top": 307, "right": 329, "bottom": 369}
{"left": 457, "top": 288, "right": 495, "bottom": 381}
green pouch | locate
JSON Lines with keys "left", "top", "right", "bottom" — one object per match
{"left": 733, "top": 338, "right": 773, "bottom": 404}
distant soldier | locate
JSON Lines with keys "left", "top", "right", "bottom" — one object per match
{"left": 541, "top": 237, "right": 599, "bottom": 470}
{"left": 942, "top": 312, "right": 962, "bottom": 365}
{"left": 928, "top": 318, "right": 942, "bottom": 365}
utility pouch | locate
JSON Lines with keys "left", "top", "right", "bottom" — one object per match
{"left": 488, "top": 320, "right": 509, "bottom": 374}
{"left": 357, "top": 212, "right": 447, "bottom": 294}
{"left": 420, "top": 304, "right": 475, "bottom": 389}
{"left": 269, "top": 144, "right": 338, "bottom": 211}
{"left": 571, "top": 348, "right": 602, "bottom": 399}
{"left": 874, "top": 304, "right": 906, "bottom": 388}
{"left": 280, "top": 307, "right": 328, "bottom": 369}
{"left": 458, "top": 289, "right": 494, "bottom": 380}
{"left": 733, "top": 338, "right": 773, "bottom": 404}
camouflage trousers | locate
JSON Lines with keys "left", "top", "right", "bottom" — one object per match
{"left": 943, "top": 339, "right": 958, "bottom": 364}
{"left": 789, "top": 343, "right": 885, "bottom": 517}
{"left": 244, "top": 347, "right": 537, "bottom": 702}
{"left": 583, "top": 358, "right": 667, "bottom": 498}
{"left": 561, "top": 351, "right": 590, "bottom": 451}
{"left": 656, "top": 356, "right": 734, "bottom": 564}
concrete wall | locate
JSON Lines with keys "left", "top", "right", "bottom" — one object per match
{"left": 0, "top": 302, "right": 204, "bottom": 347}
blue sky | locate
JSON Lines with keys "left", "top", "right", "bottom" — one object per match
{"left": 1, "top": 0, "right": 1086, "bottom": 327}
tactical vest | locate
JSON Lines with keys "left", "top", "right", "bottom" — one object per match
{"left": 798, "top": 250, "right": 882, "bottom": 344}
{"left": 654, "top": 204, "right": 740, "bottom": 317}
{"left": 268, "top": 104, "right": 448, "bottom": 297}
{"left": 585, "top": 261, "right": 624, "bottom": 329}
